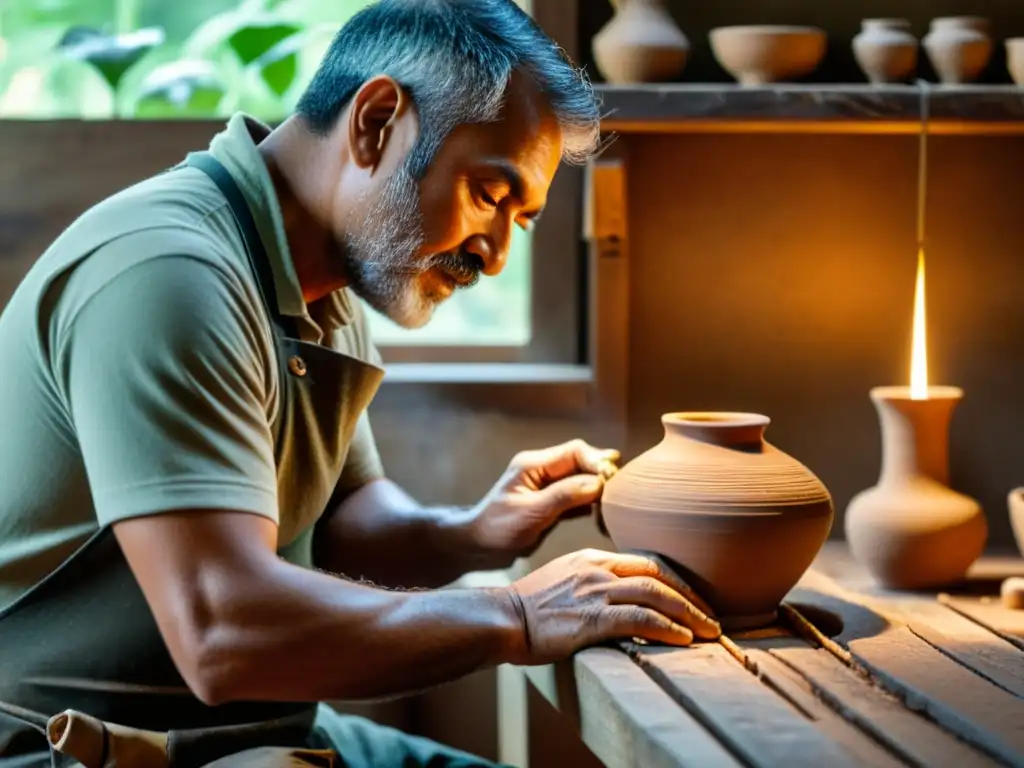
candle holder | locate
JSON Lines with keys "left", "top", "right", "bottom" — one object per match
{"left": 845, "top": 385, "right": 987, "bottom": 589}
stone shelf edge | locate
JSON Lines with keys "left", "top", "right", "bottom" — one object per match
{"left": 595, "top": 83, "right": 1024, "bottom": 135}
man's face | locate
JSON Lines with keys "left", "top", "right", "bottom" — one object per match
{"left": 338, "top": 76, "right": 564, "bottom": 329}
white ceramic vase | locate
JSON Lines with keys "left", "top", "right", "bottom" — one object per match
{"left": 592, "top": 0, "right": 689, "bottom": 84}
{"left": 922, "top": 16, "right": 993, "bottom": 84}
{"left": 853, "top": 18, "right": 918, "bottom": 84}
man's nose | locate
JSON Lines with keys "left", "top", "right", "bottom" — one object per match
{"left": 462, "top": 235, "right": 507, "bottom": 276}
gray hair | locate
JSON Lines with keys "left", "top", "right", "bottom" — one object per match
{"left": 295, "top": 0, "right": 602, "bottom": 178}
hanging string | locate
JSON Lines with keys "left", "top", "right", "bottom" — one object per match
{"left": 916, "top": 78, "right": 930, "bottom": 250}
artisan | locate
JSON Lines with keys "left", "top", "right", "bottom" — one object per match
{"left": 0, "top": 1, "right": 720, "bottom": 765}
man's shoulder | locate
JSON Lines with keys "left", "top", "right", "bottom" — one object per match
{"left": 24, "top": 165, "right": 265, "bottom": 342}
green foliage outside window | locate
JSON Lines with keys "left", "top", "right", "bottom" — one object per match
{"left": 0, "top": 0, "right": 531, "bottom": 346}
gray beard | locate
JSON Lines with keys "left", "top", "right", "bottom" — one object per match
{"left": 341, "top": 163, "right": 435, "bottom": 329}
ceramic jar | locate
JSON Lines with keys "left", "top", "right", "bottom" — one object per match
{"left": 1008, "top": 488, "right": 1024, "bottom": 555}
{"left": 922, "top": 16, "right": 993, "bottom": 84}
{"left": 592, "top": 0, "right": 689, "bottom": 84}
{"left": 1006, "top": 39, "right": 1024, "bottom": 85}
{"left": 845, "top": 387, "right": 987, "bottom": 590}
{"left": 600, "top": 412, "right": 834, "bottom": 630}
{"left": 852, "top": 19, "right": 918, "bottom": 84}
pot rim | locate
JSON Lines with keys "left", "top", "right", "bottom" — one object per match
{"left": 868, "top": 385, "right": 964, "bottom": 402}
{"left": 709, "top": 25, "right": 826, "bottom": 38}
{"left": 663, "top": 411, "right": 770, "bottom": 428}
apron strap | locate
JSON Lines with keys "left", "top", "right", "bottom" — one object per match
{"left": 182, "top": 151, "right": 298, "bottom": 340}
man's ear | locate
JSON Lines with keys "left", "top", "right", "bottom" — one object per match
{"left": 348, "top": 75, "right": 412, "bottom": 171}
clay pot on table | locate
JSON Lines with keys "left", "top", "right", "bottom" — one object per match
{"left": 592, "top": 0, "right": 689, "bottom": 84}
{"left": 1006, "top": 39, "right": 1024, "bottom": 85}
{"left": 922, "top": 16, "right": 993, "bottom": 84}
{"left": 600, "top": 412, "right": 834, "bottom": 630}
{"left": 845, "top": 387, "right": 987, "bottom": 590}
{"left": 852, "top": 18, "right": 918, "bottom": 84}
{"left": 708, "top": 25, "right": 827, "bottom": 86}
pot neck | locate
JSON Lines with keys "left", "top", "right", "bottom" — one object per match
{"left": 662, "top": 413, "right": 769, "bottom": 451}
{"left": 610, "top": 0, "right": 665, "bottom": 11}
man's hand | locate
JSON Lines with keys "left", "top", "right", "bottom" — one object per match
{"left": 500, "top": 549, "right": 721, "bottom": 665}
{"left": 464, "top": 439, "right": 619, "bottom": 567}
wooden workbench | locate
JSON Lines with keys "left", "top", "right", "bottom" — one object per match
{"left": 512, "top": 543, "right": 1024, "bottom": 768}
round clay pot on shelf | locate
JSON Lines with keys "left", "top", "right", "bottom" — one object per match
{"left": 1006, "top": 39, "right": 1024, "bottom": 85}
{"left": 845, "top": 387, "right": 988, "bottom": 590}
{"left": 708, "top": 25, "right": 827, "bottom": 86}
{"left": 592, "top": 0, "right": 689, "bottom": 84}
{"left": 922, "top": 16, "right": 993, "bottom": 84}
{"left": 852, "top": 18, "right": 918, "bottom": 84}
{"left": 600, "top": 412, "right": 834, "bottom": 631}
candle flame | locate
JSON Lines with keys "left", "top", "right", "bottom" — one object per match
{"left": 910, "top": 248, "right": 928, "bottom": 400}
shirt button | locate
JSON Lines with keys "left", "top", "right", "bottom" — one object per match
{"left": 288, "top": 355, "right": 307, "bottom": 377}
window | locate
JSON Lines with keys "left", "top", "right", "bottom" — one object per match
{"left": 0, "top": 0, "right": 582, "bottom": 365}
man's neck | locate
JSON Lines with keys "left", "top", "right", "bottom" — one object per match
{"left": 256, "top": 119, "right": 350, "bottom": 304}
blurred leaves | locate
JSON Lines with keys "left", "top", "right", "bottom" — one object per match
{"left": 0, "top": 0, "right": 532, "bottom": 345}
{"left": 58, "top": 25, "right": 164, "bottom": 88}
{"left": 0, "top": 0, "right": 351, "bottom": 119}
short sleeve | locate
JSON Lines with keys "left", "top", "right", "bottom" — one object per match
{"left": 58, "top": 254, "right": 279, "bottom": 527}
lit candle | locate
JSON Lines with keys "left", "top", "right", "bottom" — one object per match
{"left": 844, "top": 248, "right": 987, "bottom": 590}
{"left": 909, "top": 247, "right": 928, "bottom": 400}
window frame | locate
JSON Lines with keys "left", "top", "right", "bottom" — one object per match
{"left": 0, "top": 0, "right": 587, "bottom": 371}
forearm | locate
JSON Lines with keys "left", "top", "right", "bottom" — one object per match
{"left": 199, "top": 554, "right": 521, "bottom": 704}
{"left": 314, "top": 479, "right": 499, "bottom": 589}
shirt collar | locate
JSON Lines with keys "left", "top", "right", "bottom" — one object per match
{"left": 207, "top": 112, "right": 356, "bottom": 335}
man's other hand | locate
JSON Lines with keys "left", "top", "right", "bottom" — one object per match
{"left": 466, "top": 438, "right": 619, "bottom": 565}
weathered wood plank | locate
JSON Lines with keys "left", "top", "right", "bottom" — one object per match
{"left": 790, "top": 573, "right": 1024, "bottom": 766}
{"left": 739, "top": 643, "right": 906, "bottom": 767}
{"left": 571, "top": 648, "right": 742, "bottom": 768}
{"left": 632, "top": 642, "right": 861, "bottom": 768}
{"left": 883, "top": 599, "right": 1024, "bottom": 698}
{"left": 747, "top": 635, "right": 998, "bottom": 768}
{"left": 940, "top": 594, "right": 1024, "bottom": 651}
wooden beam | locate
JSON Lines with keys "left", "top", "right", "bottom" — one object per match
{"left": 583, "top": 149, "right": 629, "bottom": 435}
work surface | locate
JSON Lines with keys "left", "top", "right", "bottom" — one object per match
{"left": 519, "top": 543, "right": 1024, "bottom": 768}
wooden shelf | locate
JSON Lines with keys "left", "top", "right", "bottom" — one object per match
{"left": 594, "top": 83, "right": 1024, "bottom": 135}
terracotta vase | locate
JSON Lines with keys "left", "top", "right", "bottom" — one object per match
{"left": 1006, "top": 39, "right": 1024, "bottom": 85}
{"left": 845, "top": 387, "right": 987, "bottom": 590}
{"left": 922, "top": 16, "right": 993, "bottom": 84}
{"left": 592, "top": 0, "right": 689, "bottom": 84}
{"left": 852, "top": 18, "right": 918, "bottom": 84}
{"left": 1008, "top": 488, "right": 1024, "bottom": 556}
{"left": 600, "top": 412, "right": 834, "bottom": 630}
{"left": 708, "top": 25, "right": 827, "bottom": 86}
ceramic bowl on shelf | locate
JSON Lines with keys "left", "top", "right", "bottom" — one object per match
{"left": 709, "top": 25, "right": 827, "bottom": 86}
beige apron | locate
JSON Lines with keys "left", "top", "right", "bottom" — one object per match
{"left": 0, "top": 152, "right": 384, "bottom": 767}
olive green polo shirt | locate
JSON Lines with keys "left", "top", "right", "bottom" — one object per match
{"left": 0, "top": 113, "right": 386, "bottom": 611}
